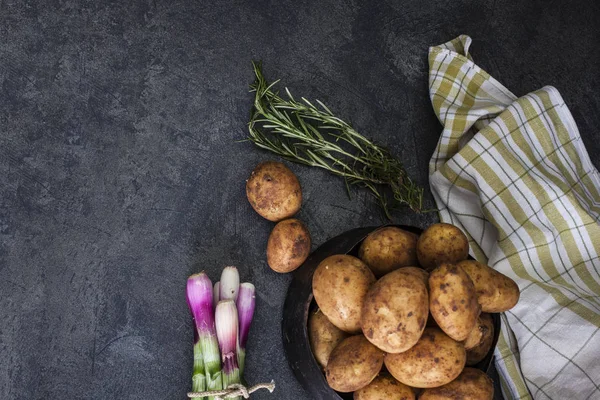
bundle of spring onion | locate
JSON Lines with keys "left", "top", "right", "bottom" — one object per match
{"left": 186, "top": 267, "right": 257, "bottom": 399}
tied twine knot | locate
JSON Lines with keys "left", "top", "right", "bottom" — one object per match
{"left": 187, "top": 381, "right": 275, "bottom": 399}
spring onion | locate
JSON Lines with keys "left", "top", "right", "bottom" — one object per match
{"left": 215, "top": 300, "right": 241, "bottom": 398}
{"left": 187, "top": 273, "right": 223, "bottom": 399}
{"left": 236, "top": 282, "right": 256, "bottom": 376}
{"left": 219, "top": 266, "right": 240, "bottom": 301}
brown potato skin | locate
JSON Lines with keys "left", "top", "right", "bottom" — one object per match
{"left": 429, "top": 263, "right": 481, "bottom": 341}
{"left": 313, "top": 255, "right": 376, "bottom": 333}
{"left": 308, "top": 310, "right": 349, "bottom": 369}
{"left": 419, "top": 367, "right": 493, "bottom": 400}
{"left": 266, "top": 218, "right": 311, "bottom": 273}
{"left": 359, "top": 227, "right": 418, "bottom": 277}
{"left": 325, "top": 335, "right": 384, "bottom": 393}
{"left": 246, "top": 161, "right": 302, "bottom": 222}
{"left": 361, "top": 268, "right": 429, "bottom": 353}
{"left": 466, "top": 313, "right": 495, "bottom": 366}
{"left": 463, "top": 316, "right": 485, "bottom": 350}
{"left": 417, "top": 223, "right": 469, "bottom": 271}
{"left": 457, "top": 260, "right": 520, "bottom": 312}
{"left": 384, "top": 327, "right": 466, "bottom": 388}
{"left": 353, "top": 374, "right": 415, "bottom": 400}
{"left": 400, "top": 266, "right": 429, "bottom": 286}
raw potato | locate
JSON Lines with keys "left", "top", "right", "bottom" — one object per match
{"left": 429, "top": 263, "right": 480, "bottom": 341}
{"left": 358, "top": 227, "right": 418, "bottom": 277}
{"left": 419, "top": 367, "right": 493, "bottom": 400}
{"left": 267, "top": 218, "right": 311, "bottom": 273}
{"left": 417, "top": 223, "right": 469, "bottom": 271}
{"left": 384, "top": 327, "right": 466, "bottom": 388}
{"left": 457, "top": 260, "right": 520, "bottom": 312}
{"left": 308, "top": 309, "right": 349, "bottom": 369}
{"left": 466, "top": 313, "right": 495, "bottom": 366}
{"left": 361, "top": 268, "right": 429, "bottom": 353}
{"left": 313, "top": 255, "right": 376, "bottom": 333}
{"left": 353, "top": 374, "right": 415, "bottom": 400}
{"left": 463, "top": 316, "right": 485, "bottom": 350}
{"left": 325, "top": 335, "right": 384, "bottom": 393}
{"left": 246, "top": 161, "right": 302, "bottom": 221}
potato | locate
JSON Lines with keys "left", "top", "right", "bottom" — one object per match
{"left": 246, "top": 161, "right": 302, "bottom": 221}
{"left": 419, "top": 367, "right": 493, "bottom": 400}
{"left": 417, "top": 223, "right": 469, "bottom": 271}
{"left": 358, "top": 227, "right": 418, "bottom": 277}
{"left": 384, "top": 327, "right": 466, "bottom": 388}
{"left": 266, "top": 218, "right": 311, "bottom": 273}
{"left": 313, "top": 255, "right": 376, "bottom": 333}
{"left": 361, "top": 268, "right": 429, "bottom": 353}
{"left": 353, "top": 374, "right": 415, "bottom": 400}
{"left": 308, "top": 309, "right": 349, "bottom": 369}
{"left": 466, "top": 313, "right": 495, "bottom": 366}
{"left": 325, "top": 335, "right": 384, "bottom": 393}
{"left": 457, "top": 260, "right": 520, "bottom": 312}
{"left": 429, "top": 263, "right": 480, "bottom": 341}
{"left": 463, "top": 316, "right": 485, "bottom": 350}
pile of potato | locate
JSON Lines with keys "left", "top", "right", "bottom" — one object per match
{"left": 246, "top": 161, "right": 311, "bottom": 273}
{"left": 309, "top": 224, "right": 520, "bottom": 399}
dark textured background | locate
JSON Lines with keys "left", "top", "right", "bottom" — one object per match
{"left": 1, "top": 1, "right": 599, "bottom": 399}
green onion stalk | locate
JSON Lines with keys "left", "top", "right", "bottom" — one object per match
{"left": 215, "top": 300, "right": 241, "bottom": 399}
{"left": 236, "top": 282, "right": 255, "bottom": 377}
{"left": 190, "top": 329, "right": 206, "bottom": 395}
{"left": 187, "top": 273, "right": 223, "bottom": 399}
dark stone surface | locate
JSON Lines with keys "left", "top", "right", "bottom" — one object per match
{"left": 1, "top": 1, "right": 598, "bottom": 399}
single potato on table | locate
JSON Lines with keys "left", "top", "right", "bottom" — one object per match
{"left": 358, "top": 227, "right": 418, "bottom": 277}
{"left": 353, "top": 374, "right": 415, "bottom": 400}
{"left": 429, "top": 263, "right": 480, "bottom": 341}
{"left": 457, "top": 260, "right": 520, "bottom": 312}
{"left": 325, "top": 335, "right": 384, "bottom": 393}
{"left": 419, "top": 367, "right": 493, "bottom": 400}
{"left": 466, "top": 313, "right": 495, "bottom": 366}
{"left": 384, "top": 327, "right": 466, "bottom": 388}
{"left": 361, "top": 268, "right": 429, "bottom": 353}
{"left": 266, "top": 218, "right": 311, "bottom": 273}
{"left": 308, "top": 309, "right": 349, "bottom": 369}
{"left": 417, "top": 223, "right": 469, "bottom": 271}
{"left": 246, "top": 161, "right": 302, "bottom": 221}
{"left": 312, "top": 255, "right": 376, "bottom": 333}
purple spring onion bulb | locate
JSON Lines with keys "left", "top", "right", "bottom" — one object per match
{"left": 236, "top": 282, "right": 256, "bottom": 376}
{"left": 215, "top": 300, "right": 241, "bottom": 398}
{"left": 219, "top": 266, "right": 240, "bottom": 301}
{"left": 187, "top": 273, "right": 223, "bottom": 399}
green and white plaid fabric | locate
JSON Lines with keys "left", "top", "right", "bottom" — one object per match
{"left": 428, "top": 35, "right": 600, "bottom": 400}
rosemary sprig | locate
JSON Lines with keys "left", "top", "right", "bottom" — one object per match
{"left": 247, "top": 62, "right": 424, "bottom": 217}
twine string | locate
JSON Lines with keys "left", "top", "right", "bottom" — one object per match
{"left": 187, "top": 381, "right": 276, "bottom": 399}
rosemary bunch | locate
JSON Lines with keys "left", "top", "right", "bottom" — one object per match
{"left": 247, "top": 62, "right": 424, "bottom": 216}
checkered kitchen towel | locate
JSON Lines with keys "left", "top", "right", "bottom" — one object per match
{"left": 428, "top": 35, "right": 600, "bottom": 399}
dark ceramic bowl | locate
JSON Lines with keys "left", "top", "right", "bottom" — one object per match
{"left": 281, "top": 225, "right": 501, "bottom": 400}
